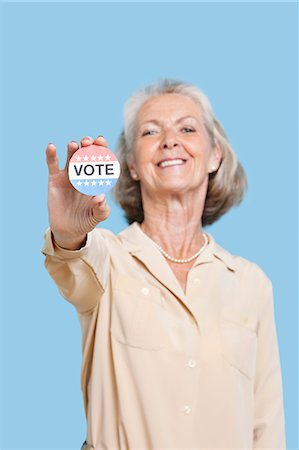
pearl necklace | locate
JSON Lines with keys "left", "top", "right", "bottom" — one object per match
{"left": 152, "top": 232, "right": 209, "bottom": 264}
{"left": 153, "top": 233, "right": 208, "bottom": 263}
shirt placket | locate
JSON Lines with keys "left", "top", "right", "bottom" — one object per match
{"left": 180, "top": 268, "right": 211, "bottom": 438}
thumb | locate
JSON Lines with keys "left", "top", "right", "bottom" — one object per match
{"left": 91, "top": 194, "right": 110, "bottom": 223}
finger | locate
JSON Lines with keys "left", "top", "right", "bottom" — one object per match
{"left": 94, "top": 135, "right": 109, "bottom": 148}
{"left": 65, "top": 141, "right": 79, "bottom": 170}
{"left": 80, "top": 136, "right": 94, "bottom": 147}
{"left": 46, "top": 143, "right": 60, "bottom": 175}
{"left": 90, "top": 194, "right": 106, "bottom": 207}
{"left": 90, "top": 194, "right": 110, "bottom": 222}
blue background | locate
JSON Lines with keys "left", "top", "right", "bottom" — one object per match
{"left": 2, "top": 2, "right": 298, "bottom": 449}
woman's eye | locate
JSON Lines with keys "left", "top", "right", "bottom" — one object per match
{"left": 142, "top": 130, "right": 157, "bottom": 136}
{"left": 181, "top": 127, "right": 195, "bottom": 133}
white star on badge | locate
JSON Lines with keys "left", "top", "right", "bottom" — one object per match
{"left": 76, "top": 156, "right": 82, "bottom": 161}
{"left": 84, "top": 181, "right": 89, "bottom": 186}
{"left": 105, "top": 155, "right": 111, "bottom": 160}
{"left": 91, "top": 155, "right": 96, "bottom": 161}
{"left": 91, "top": 181, "right": 96, "bottom": 186}
{"left": 98, "top": 180, "right": 104, "bottom": 186}
{"left": 98, "top": 155, "right": 103, "bottom": 161}
{"left": 83, "top": 156, "right": 89, "bottom": 161}
{"left": 106, "top": 180, "right": 111, "bottom": 185}
{"left": 77, "top": 181, "right": 82, "bottom": 186}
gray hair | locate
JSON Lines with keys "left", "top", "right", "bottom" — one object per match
{"left": 112, "top": 79, "right": 247, "bottom": 226}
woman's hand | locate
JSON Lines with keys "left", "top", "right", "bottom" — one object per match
{"left": 46, "top": 135, "right": 111, "bottom": 250}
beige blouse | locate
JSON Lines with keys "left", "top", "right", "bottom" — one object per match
{"left": 42, "top": 221, "right": 286, "bottom": 450}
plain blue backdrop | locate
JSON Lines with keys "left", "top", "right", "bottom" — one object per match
{"left": 2, "top": 2, "right": 298, "bottom": 449}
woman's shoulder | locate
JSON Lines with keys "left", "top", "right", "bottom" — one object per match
{"left": 212, "top": 236, "right": 272, "bottom": 287}
{"left": 93, "top": 226, "right": 118, "bottom": 240}
{"left": 92, "top": 224, "right": 133, "bottom": 248}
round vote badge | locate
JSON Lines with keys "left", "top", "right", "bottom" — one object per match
{"left": 68, "top": 145, "right": 120, "bottom": 196}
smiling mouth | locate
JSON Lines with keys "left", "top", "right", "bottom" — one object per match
{"left": 157, "top": 158, "right": 186, "bottom": 168}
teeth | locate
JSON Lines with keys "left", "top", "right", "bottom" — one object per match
{"left": 159, "top": 159, "right": 185, "bottom": 168}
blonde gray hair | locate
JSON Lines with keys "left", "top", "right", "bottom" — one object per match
{"left": 112, "top": 79, "right": 247, "bottom": 226}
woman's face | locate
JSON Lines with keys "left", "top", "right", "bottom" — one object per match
{"left": 129, "top": 93, "right": 221, "bottom": 197}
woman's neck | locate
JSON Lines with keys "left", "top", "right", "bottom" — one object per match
{"left": 140, "top": 192, "right": 206, "bottom": 260}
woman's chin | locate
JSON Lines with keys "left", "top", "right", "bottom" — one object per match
{"left": 156, "top": 180, "right": 193, "bottom": 195}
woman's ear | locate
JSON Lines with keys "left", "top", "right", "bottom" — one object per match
{"left": 209, "top": 143, "right": 223, "bottom": 173}
{"left": 127, "top": 154, "right": 140, "bottom": 180}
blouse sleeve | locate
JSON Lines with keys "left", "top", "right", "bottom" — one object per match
{"left": 253, "top": 275, "right": 286, "bottom": 449}
{"left": 41, "top": 227, "right": 110, "bottom": 314}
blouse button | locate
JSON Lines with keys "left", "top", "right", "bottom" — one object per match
{"left": 188, "top": 359, "right": 197, "bottom": 368}
{"left": 141, "top": 287, "right": 149, "bottom": 296}
{"left": 183, "top": 405, "right": 191, "bottom": 414}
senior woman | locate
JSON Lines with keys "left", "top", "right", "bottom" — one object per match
{"left": 42, "top": 79, "right": 286, "bottom": 450}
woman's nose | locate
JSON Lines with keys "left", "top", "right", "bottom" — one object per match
{"left": 160, "top": 130, "right": 178, "bottom": 149}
